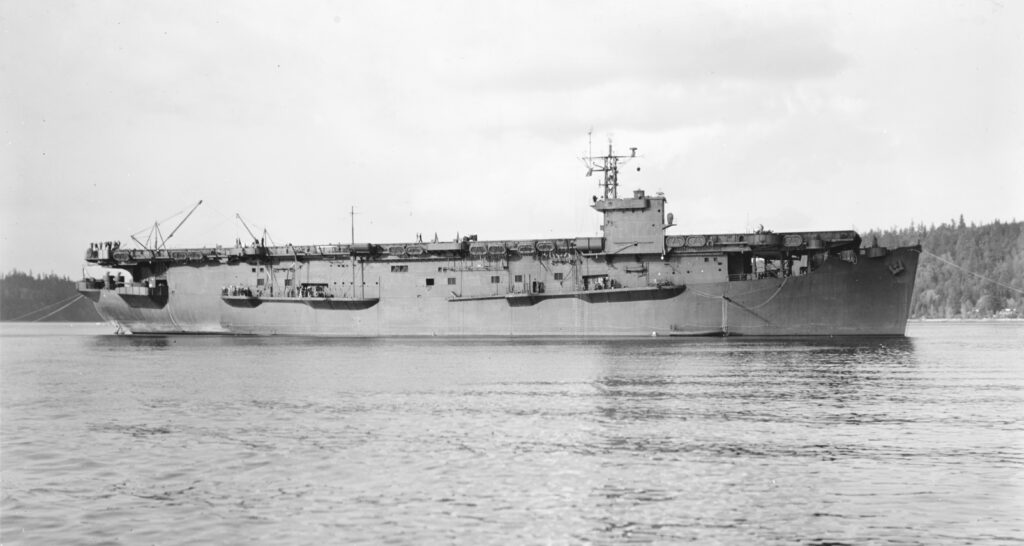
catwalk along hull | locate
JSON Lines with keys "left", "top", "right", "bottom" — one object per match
{"left": 80, "top": 245, "right": 919, "bottom": 337}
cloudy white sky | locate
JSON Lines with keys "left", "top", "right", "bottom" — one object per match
{"left": 2, "top": 0, "right": 1021, "bottom": 278}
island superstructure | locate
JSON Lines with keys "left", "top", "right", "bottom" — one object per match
{"left": 78, "top": 144, "right": 919, "bottom": 336}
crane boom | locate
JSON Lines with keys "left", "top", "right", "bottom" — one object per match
{"left": 160, "top": 200, "right": 203, "bottom": 249}
{"left": 235, "top": 213, "right": 260, "bottom": 246}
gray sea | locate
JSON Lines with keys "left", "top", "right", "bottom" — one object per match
{"left": 1, "top": 322, "right": 1022, "bottom": 545}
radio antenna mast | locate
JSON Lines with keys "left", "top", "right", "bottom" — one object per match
{"left": 588, "top": 128, "right": 593, "bottom": 167}
{"left": 349, "top": 206, "right": 360, "bottom": 298}
{"left": 581, "top": 135, "right": 637, "bottom": 200}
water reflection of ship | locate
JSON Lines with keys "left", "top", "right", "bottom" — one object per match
{"left": 589, "top": 337, "right": 918, "bottom": 446}
{"left": 92, "top": 334, "right": 172, "bottom": 350}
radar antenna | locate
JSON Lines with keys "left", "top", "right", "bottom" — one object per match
{"left": 581, "top": 133, "right": 637, "bottom": 200}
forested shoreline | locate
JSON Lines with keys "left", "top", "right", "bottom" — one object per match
{"left": 862, "top": 217, "right": 1022, "bottom": 318}
{"left": 0, "top": 271, "right": 102, "bottom": 322}
{"left": 2, "top": 217, "right": 1021, "bottom": 321}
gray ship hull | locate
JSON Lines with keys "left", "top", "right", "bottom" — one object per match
{"left": 82, "top": 246, "right": 919, "bottom": 337}
{"left": 80, "top": 150, "right": 919, "bottom": 337}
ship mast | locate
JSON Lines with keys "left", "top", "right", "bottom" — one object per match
{"left": 349, "top": 206, "right": 366, "bottom": 299}
{"left": 350, "top": 206, "right": 356, "bottom": 298}
{"left": 582, "top": 135, "right": 637, "bottom": 200}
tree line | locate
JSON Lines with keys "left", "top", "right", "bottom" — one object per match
{"left": 862, "top": 216, "right": 1023, "bottom": 318}
{"left": 0, "top": 270, "right": 102, "bottom": 322}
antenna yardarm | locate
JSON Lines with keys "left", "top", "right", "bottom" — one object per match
{"left": 582, "top": 140, "right": 637, "bottom": 200}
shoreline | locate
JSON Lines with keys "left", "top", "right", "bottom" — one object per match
{"left": 909, "top": 317, "right": 1023, "bottom": 322}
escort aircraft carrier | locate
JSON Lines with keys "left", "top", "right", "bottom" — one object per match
{"left": 78, "top": 144, "right": 919, "bottom": 336}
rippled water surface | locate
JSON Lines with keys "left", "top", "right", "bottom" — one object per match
{"left": 2, "top": 322, "right": 1022, "bottom": 544}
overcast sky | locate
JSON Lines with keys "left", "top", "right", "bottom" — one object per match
{"left": 2, "top": 0, "right": 1021, "bottom": 278}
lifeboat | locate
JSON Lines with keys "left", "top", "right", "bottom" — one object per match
{"left": 750, "top": 233, "right": 782, "bottom": 246}
{"left": 782, "top": 234, "right": 804, "bottom": 247}
{"left": 573, "top": 237, "right": 603, "bottom": 252}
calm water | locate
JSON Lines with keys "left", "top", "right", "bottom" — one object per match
{"left": 1, "top": 322, "right": 1022, "bottom": 545}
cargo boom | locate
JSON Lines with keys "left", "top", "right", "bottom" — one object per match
{"left": 79, "top": 144, "right": 919, "bottom": 336}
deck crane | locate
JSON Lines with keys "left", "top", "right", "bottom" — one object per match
{"left": 235, "top": 213, "right": 278, "bottom": 248}
{"left": 235, "top": 213, "right": 261, "bottom": 246}
{"left": 130, "top": 200, "right": 203, "bottom": 252}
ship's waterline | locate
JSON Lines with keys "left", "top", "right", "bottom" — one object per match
{"left": 78, "top": 145, "right": 919, "bottom": 336}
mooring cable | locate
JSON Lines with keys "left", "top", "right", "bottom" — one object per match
{"left": 6, "top": 294, "right": 83, "bottom": 322}
{"left": 916, "top": 248, "right": 1023, "bottom": 295}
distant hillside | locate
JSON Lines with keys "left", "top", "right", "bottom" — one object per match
{"left": 0, "top": 270, "right": 103, "bottom": 322}
{"left": 862, "top": 217, "right": 1023, "bottom": 319}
